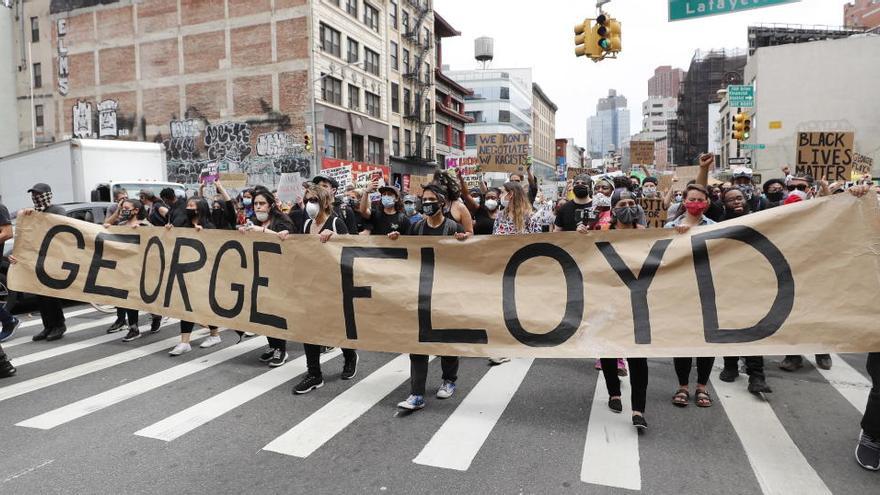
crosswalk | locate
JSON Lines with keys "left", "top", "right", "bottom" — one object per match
{"left": 0, "top": 306, "right": 875, "bottom": 493}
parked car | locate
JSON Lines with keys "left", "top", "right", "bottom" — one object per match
{"left": 0, "top": 202, "right": 113, "bottom": 312}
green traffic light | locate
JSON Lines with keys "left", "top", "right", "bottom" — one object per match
{"left": 743, "top": 132, "right": 750, "bottom": 140}
{"left": 599, "top": 39, "right": 611, "bottom": 50}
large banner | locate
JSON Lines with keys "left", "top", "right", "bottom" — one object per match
{"left": 9, "top": 195, "right": 880, "bottom": 358}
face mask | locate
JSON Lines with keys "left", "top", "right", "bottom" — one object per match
{"left": 766, "top": 191, "right": 784, "bottom": 202}
{"left": 255, "top": 211, "right": 269, "bottom": 222}
{"left": 573, "top": 185, "right": 590, "bottom": 199}
{"left": 305, "top": 202, "right": 320, "bottom": 219}
{"left": 789, "top": 189, "right": 808, "bottom": 201}
{"left": 404, "top": 204, "right": 415, "bottom": 215}
{"left": 32, "top": 191, "right": 52, "bottom": 211}
{"left": 186, "top": 208, "right": 198, "bottom": 220}
{"left": 243, "top": 198, "right": 252, "bottom": 207}
{"left": 674, "top": 194, "right": 683, "bottom": 203}
{"left": 737, "top": 184, "right": 754, "bottom": 201}
{"left": 381, "top": 195, "right": 396, "bottom": 208}
{"left": 684, "top": 201, "right": 708, "bottom": 216}
{"left": 421, "top": 201, "right": 440, "bottom": 217}
{"left": 614, "top": 206, "right": 640, "bottom": 225}
{"left": 472, "top": 196, "right": 482, "bottom": 206}
{"left": 119, "top": 209, "right": 132, "bottom": 221}
{"left": 642, "top": 186, "right": 656, "bottom": 196}
{"left": 500, "top": 196, "right": 510, "bottom": 209}
{"left": 593, "top": 192, "right": 611, "bottom": 209}
{"left": 485, "top": 199, "right": 499, "bottom": 211}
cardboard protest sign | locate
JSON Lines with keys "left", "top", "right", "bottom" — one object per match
{"left": 673, "top": 166, "right": 700, "bottom": 185}
{"left": 476, "top": 133, "right": 530, "bottom": 174}
{"left": 321, "top": 166, "right": 353, "bottom": 191}
{"left": 218, "top": 172, "right": 247, "bottom": 189}
{"left": 796, "top": 131, "right": 854, "bottom": 182}
{"left": 631, "top": 141, "right": 655, "bottom": 165}
{"left": 409, "top": 175, "right": 434, "bottom": 196}
{"left": 276, "top": 173, "right": 305, "bottom": 204}
{"left": 10, "top": 194, "right": 880, "bottom": 358}
{"left": 566, "top": 167, "right": 587, "bottom": 182}
{"left": 639, "top": 198, "right": 667, "bottom": 228}
{"left": 658, "top": 173, "right": 675, "bottom": 192}
{"left": 851, "top": 152, "right": 874, "bottom": 181}
{"left": 445, "top": 156, "right": 481, "bottom": 172}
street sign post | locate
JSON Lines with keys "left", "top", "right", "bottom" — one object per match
{"left": 669, "top": 0, "right": 800, "bottom": 22}
{"left": 728, "top": 157, "right": 752, "bottom": 166}
{"left": 728, "top": 85, "right": 754, "bottom": 108}
{"left": 741, "top": 143, "right": 766, "bottom": 150}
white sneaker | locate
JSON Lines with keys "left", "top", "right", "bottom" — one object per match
{"left": 169, "top": 343, "right": 191, "bottom": 356}
{"left": 199, "top": 335, "right": 222, "bottom": 348}
{"left": 244, "top": 332, "right": 256, "bottom": 337}
{"left": 488, "top": 357, "right": 511, "bottom": 365}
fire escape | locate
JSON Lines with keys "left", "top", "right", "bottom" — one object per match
{"left": 402, "top": 0, "right": 434, "bottom": 162}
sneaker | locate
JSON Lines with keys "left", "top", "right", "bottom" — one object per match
{"left": 719, "top": 367, "right": 739, "bottom": 382}
{"left": 321, "top": 346, "right": 335, "bottom": 354}
{"left": 0, "top": 317, "right": 21, "bottom": 342}
{"left": 778, "top": 356, "right": 803, "bottom": 372}
{"left": 488, "top": 357, "right": 511, "bottom": 366}
{"left": 632, "top": 414, "right": 648, "bottom": 430}
{"left": 436, "top": 380, "right": 456, "bottom": 399}
{"left": 617, "top": 358, "right": 628, "bottom": 377}
{"left": 0, "top": 358, "right": 15, "bottom": 378}
{"left": 244, "top": 332, "right": 256, "bottom": 338}
{"left": 199, "top": 335, "right": 222, "bottom": 349}
{"left": 149, "top": 315, "right": 162, "bottom": 333}
{"left": 815, "top": 354, "right": 833, "bottom": 370}
{"left": 258, "top": 346, "right": 275, "bottom": 362}
{"left": 268, "top": 349, "right": 288, "bottom": 367}
{"left": 45, "top": 327, "right": 66, "bottom": 341}
{"left": 397, "top": 394, "right": 425, "bottom": 410}
{"left": 121, "top": 326, "right": 141, "bottom": 342}
{"left": 169, "top": 342, "right": 191, "bottom": 356}
{"left": 747, "top": 376, "right": 772, "bottom": 394}
{"left": 105, "top": 320, "right": 126, "bottom": 334}
{"left": 341, "top": 353, "right": 358, "bottom": 380}
{"left": 32, "top": 328, "right": 49, "bottom": 341}
{"left": 855, "top": 430, "right": 880, "bottom": 471}
{"left": 608, "top": 397, "right": 623, "bottom": 413}
{"left": 293, "top": 374, "right": 324, "bottom": 394}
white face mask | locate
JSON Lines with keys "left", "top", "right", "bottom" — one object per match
{"left": 485, "top": 199, "right": 498, "bottom": 211}
{"left": 472, "top": 196, "right": 481, "bottom": 206}
{"left": 305, "top": 202, "right": 320, "bottom": 219}
{"left": 255, "top": 211, "right": 269, "bottom": 222}
{"left": 500, "top": 196, "right": 510, "bottom": 209}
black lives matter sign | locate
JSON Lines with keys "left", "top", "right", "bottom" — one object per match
{"left": 795, "top": 132, "right": 854, "bottom": 182}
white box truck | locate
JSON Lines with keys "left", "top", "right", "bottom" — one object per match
{"left": 0, "top": 139, "right": 184, "bottom": 213}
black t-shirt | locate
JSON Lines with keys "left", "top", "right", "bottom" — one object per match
{"left": 0, "top": 203, "right": 10, "bottom": 253}
{"left": 43, "top": 204, "right": 66, "bottom": 216}
{"left": 473, "top": 208, "right": 495, "bottom": 235}
{"left": 253, "top": 213, "right": 294, "bottom": 234}
{"left": 333, "top": 201, "right": 359, "bottom": 234}
{"left": 367, "top": 206, "right": 410, "bottom": 235}
{"left": 412, "top": 217, "right": 464, "bottom": 236}
{"left": 167, "top": 200, "right": 189, "bottom": 227}
{"left": 554, "top": 200, "right": 592, "bottom": 231}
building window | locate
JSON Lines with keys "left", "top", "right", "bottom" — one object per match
{"left": 424, "top": 98, "right": 430, "bottom": 119}
{"left": 452, "top": 129, "right": 461, "bottom": 149}
{"left": 389, "top": 1, "right": 398, "bottom": 29}
{"left": 34, "top": 104, "right": 44, "bottom": 130}
{"left": 347, "top": 38, "right": 359, "bottom": 63}
{"left": 364, "top": 48, "right": 380, "bottom": 76}
{"left": 30, "top": 17, "right": 39, "bottom": 43}
{"left": 436, "top": 123, "right": 447, "bottom": 144}
{"left": 346, "top": 0, "right": 358, "bottom": 17}
{"left": 352, "top": 134, "right": 365, "bottom": 161}
{"left": 32, "top": 63, "right": 42, "bottom": 88}
{"left": 466, "top": 134, "right": 476, "bottom": 147}
{"left": 403, "top": 88, "right": 411, "bottom": 115}
{"left": 365, "top": 91, "right": 380, "bottom": 118}
{"left": 324, "top": 126, "right": 346, "bottom": 158}
{"left": 402, "top": 10, "right": 409, "bottom": 33}
{"left": 500, "top": 87, "right": 510, "bottom": 100}
{"left": 391, "top": 82, "right": 399, "bottom": 113}
{"left": 405, "top": 129, "right": 412, "bottom": 155}
{"left": 499, "top": 110, "right": 510, "bottom": 122}
{"left": 392, "top": 126, "right": 400, "bottom": 156}
{"left": 348, "top": 84, "right": 360, "bottom": 111}
{"left": 390, "top": 41, "right": 399, "bottom": 70}
{"left": 424, "top": 62, "right": 430, "bottom": 83}
{"left": 368, "top": 136, "right": 383, "bottom": 164}
{"left": 402, "top": 48, "right": 410, "bottom": 74}
{"left": 322, "top": 76, "right": 342, "bottom": 105}
{"left": 320, "top": 24, "right": 341, "bottom": 58}
{"left": 363, "top": 3, "right": 379, "bottom": 32}
{"left": 424, "top": 27, "right": 431, "bottom": 46}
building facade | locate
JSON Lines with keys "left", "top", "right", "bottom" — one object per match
{"left": 530, "top": 83, "right": 557, "bottom": 180}
{"left": 587, "top": 89, "right": 630, "bottom": 159}
{"left": 447, "top": 67, "right": 532, "bottom": 148}
{"left": 432, "top": 13, "right": 471, "bottom": 169}
{"left": 648, "top": 65, "right": 685, "bottom": 99}
{"left": 845, "top": 0, "right": 880, "bottom": 29}
{"left": 636, "top": 96, "right": 677, "bottom": 169}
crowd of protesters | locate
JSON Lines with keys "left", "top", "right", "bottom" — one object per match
{"left": 0, "top": 153, "right": 878, "bottom": 471}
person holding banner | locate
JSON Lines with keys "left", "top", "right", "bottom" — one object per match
{"left": 166, "top": 197, "right": 223, "bottom": 357}
{"left": 0, "top": 199, "right": 21, "bottom": 343}
{"left": 665, "top": 184, "right": 716, "bottom": 407}
{"left": 290, "top": 184, "right": 360, "bottom": 394}
{"left": 395, "top": 183, "right": 469, "bottom": 411}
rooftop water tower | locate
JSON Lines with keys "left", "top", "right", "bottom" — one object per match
{"left": 474, "top": 37, "right": 494, "bottom": 69}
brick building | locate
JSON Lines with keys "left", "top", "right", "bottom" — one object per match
{"left": 845, "top": 0, "right": 880, "bottom": 29}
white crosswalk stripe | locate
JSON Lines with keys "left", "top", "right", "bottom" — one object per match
{"left": 15, "top": 307, "right": 99, "bottom": 329}
{"left": 16, "top": 332, "right": 259, "bottom": 430}
{"left": 413, "top": 358, "right": 533, "bottom": 471}
{"left": 2, "top": 315, "right": 118, "bottom": 349}
{"left": 805, "top": 354, "right": 870, "bottom": 414}
{"left": 134, "top": 349, "right": 341, "bottom": 442}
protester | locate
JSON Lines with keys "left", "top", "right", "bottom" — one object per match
{"left": 359, "top": 183, "right": 410, "bottom": 236}
{"left": 0, "top": 199, "right": 20, "bottom": 343}
{"left": 139, "top": 190, "right": 170, "bottom": 226}
{"left": 103, "top": 188, "right": 130, "bottom": 224}
{"left": 762, "top": 179, "right": 787, "bottom": 208}
{"left": 312, "top": 175, "right": 359, "bottom": 233}
{"left": 393, "top": 183, "right": 470, "bottom": 411}
{"left": 665, "top": 184, "right": 715, "bottom": 407}
{"left": 553, "top": 174, "right": 592, "bottom": 232}
{"left": 641, "top": 177, "right": 660, "bottom": 199}
{"left": 160, "top": 187, "right": 188, "bottom": 227}
{"left": 589, "top": 177, "right": 615, "bottom": 230}
{"left": 240, "top": 188, "right": 255, "bottom": 224}
{"left": 857, "top": 352, "right": 880, "bottom": 471}
{"left": 432, "top": 170, "right": 474, "bottom": 234}
{"left": 471, "top": 187, "right": 501, "bottom": 235}
{"left": 165, "top": 197, "right": 222, "bottom": 356}
{"left": 403, "top": 194, "right": 423, "bottom": 225}
{"left": 731, "top": 168, "right": 767, "bottom": 212}
{"left": 509, "top": 166, "right": 538, "bottom": 204}
{"left": 288, "top": 184, "right": 359, "bottom": 394}
{"left": 200, "top": 179, "right": 238, "bottom": 230}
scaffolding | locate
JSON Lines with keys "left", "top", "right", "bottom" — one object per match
{"left": 748, "top": 24, "right": 867, "bottom": 55}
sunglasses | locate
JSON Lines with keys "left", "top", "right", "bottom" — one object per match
{"left": 788, "top": 184, "right": 808, "bottom": 192}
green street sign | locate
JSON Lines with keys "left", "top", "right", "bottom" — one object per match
{"left": 741, "top": 143, "right": 766, "bottom": 150}
{"left": 669, "top": 0, "right": 800, "bottom": 22}
{"left": 728, "top": 85, "right": 754, "bottom": 108}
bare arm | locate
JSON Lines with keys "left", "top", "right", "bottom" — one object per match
{"left": 359, "top": 182, "right": 375, "bottom": 219}
{"left": 214, "top": 180, "right": 232, "bottom": 202}
{"left": 453, "top": 201, "right": 474, "bottom": 234}
{"left": 457, "top": 170, "right": 479, "bottom": 214}
{"left": 696, "top": 153, "right": 712, "bottom": 187}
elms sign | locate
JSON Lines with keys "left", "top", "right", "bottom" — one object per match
{"left": 669, "top": 0, "right": 801, "bottom": 22}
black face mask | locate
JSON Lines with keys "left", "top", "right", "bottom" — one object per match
{"left": 573, "top": 185, "right": 590, "bottom": 199}
{"left": 766, "top": 191, "right": 784, "bottom": 202}
{"left": 211, "top": 210, "right": 224, "bottom": 225}
{"left": 186, "top": 209, "right": 198, "bottom": 220}
{"left": 421, "top": 202, "right": 440, "bottom": 217}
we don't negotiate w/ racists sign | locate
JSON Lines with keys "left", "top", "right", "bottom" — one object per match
{"left": 10, "top": 195, "right": 880, "bottom": 358}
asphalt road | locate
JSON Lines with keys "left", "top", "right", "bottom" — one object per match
{"left": 0, "top": 304, "right": 875, "bottom": 494}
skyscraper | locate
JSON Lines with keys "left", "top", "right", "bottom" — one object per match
{"left": 587, "top": 89, "right": 630, "bottom": 158}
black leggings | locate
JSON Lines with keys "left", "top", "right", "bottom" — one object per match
{"left": 723, "top": 356, "right": 765, "bottom": 379}
{"left": 303, "top": 344, "right": 356, "bottom": 377}
{"left": 601, "top": 358, "right": 648, "bottom": 413}
{"left": 863, "top": 353, "right": 880, "bottom": 438}
{"left": 674, "top": 357, "right": 715, "bottom": 386}
{"left": 116, "top": 307, "right": 138, "bottom": 326}
{"left": 268, "top": 337, "right": 286, "bottom": 353}
{"left": 179, "top": 321, "right": 217, "bottom": 334}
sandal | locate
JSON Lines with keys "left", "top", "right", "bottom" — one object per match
{"left": 695, "top": 389, "right": 713, "bottom": 408}
{"left": 672, "top": 388, "right": 689, "bottom": 407}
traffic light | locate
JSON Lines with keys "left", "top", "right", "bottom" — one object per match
{"left": 732, "top": 111, "right": 751, "bottom": 141}
{"left": 596, "top": 14, "right": 622, "bottom": 56}
{"left": 574, "top": 19, "right": 600, "bottom": 59}
{"left": 304, "top": 134, "right": 312, "bottom": 152}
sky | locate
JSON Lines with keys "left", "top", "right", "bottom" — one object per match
{"left": 434, "top": 0, "right": 850, "bottom": 147}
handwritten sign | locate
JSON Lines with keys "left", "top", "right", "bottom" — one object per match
{"left": 322, "top": 165, "right": 353, "bottom": 191}
{"left": 477, "top": 133, "right": 530, "bottom": 174}
{"left": 276, "top": 173, "right": 305, "bottom": 204}
{"left": 218, "top": 172, "right": 247, "bottom": 189}
{"left": 631, "top": 141, "right": 655, "bottom": 165}
{"left": 850, "top": 152, "right": 874, "bottom": 181}
{"left": 640, "top": 198, "right": 668, "bottom": 229}
{"left": 795, "top": 131, "right": 854, "bottom": 182}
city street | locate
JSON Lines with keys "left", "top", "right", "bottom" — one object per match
{"left": 0, "top": 304, "right": 875, "bottom": 494}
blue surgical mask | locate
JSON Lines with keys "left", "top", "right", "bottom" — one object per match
{"left": 404, "top": 204, "right": 415, "bottom": 215}
{"left": 243, "top": 198, "right": 252, "bottom": 207}
{"left": 381, "top": 195, "right": 396, "bottom": 208}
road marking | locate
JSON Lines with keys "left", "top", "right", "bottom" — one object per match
{"left": 16, "top": 334, "right": 262, "bottom": 430}
{"left": 16, "top": 307, "right": 98, "bottom": 329}
{"left": 0, "top": 324, "right": 198, "bottom": 403}
{"left": 2, "top": 316, "right": 118, "bottom": 349}
{"left": 264, "top": 354, "right": 429, "bottom": 458}
{"left": 805, "top": 354, "right": 870, "bottom": 414}
{"left": 580, "top": 370, "right": 640, "bottom": 491}
{"left": 135, "top": 349, "right": 341, "bottom": 442}
{"left": 413, "top": 358, "right": 533, "bottom": 471}
{"left": 712, "top": 376, "right": 832, "bottom": 495}
{"left": 2, "top": 459, "right": 55, "bottom": 483}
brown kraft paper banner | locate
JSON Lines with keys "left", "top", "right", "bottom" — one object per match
{"left": 9, "top": 194, "right": 880, "bottom": 358}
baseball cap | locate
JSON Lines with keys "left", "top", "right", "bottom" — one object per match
{"left": 312, "top": 174, "right": 339, "bottom": 189}
{"left": 378, "top": 185, "right": 400, "bottom": 197}
{"left": 403, "top": 194, "right": 418, "bottom": 203}
{"left": 28, "top": 183, "right": 51, "bottom": 193}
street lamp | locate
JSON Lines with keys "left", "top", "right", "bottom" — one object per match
{"left": 310, "top": 59, "right": 366, "bottom": 174}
